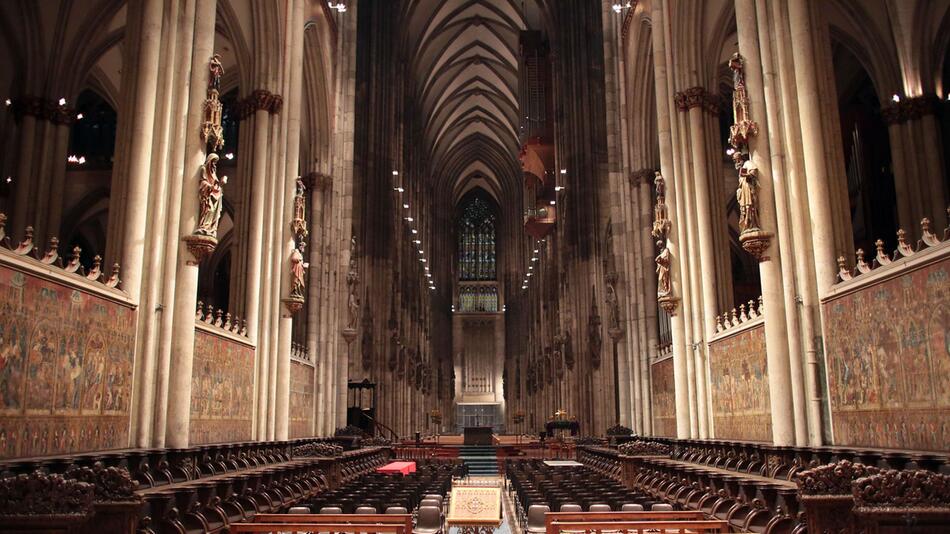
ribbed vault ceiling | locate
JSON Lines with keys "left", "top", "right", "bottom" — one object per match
{"left": 402, "top": 0, "right": 526, "bottom": 203}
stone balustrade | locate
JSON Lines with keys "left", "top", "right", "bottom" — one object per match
{"left": 0, "top": 212, "right": 122, "bottom": 291}
{"left": 715, "top": 295, "right": 763, "bottom": 334}
{"left": 195, "top": 300, "right": 249, "bottom": 337}
{"left": 836, "top": 213, "right": 950, "bottom": 284}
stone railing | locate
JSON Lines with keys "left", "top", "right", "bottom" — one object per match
{"left": 836, "top": 214, "right": 949, "bottom": 284}
{"left": 195, "top": 300, "right": 248, "bottom": 338}
{"left": 0, "top": 212, "right": 122, "bottom": 292}
{"left": 715, "top": 295, "right": 763, "bottom": 334}
{"left": 291, "top": 342, "right": 310, "bottom": 362}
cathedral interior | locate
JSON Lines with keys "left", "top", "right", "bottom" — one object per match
{"left": 0, "top": 0, "right": 948, "bottom": 532}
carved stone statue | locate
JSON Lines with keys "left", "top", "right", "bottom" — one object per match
{"left": 563, "top": 328, "right": 574, "bottom": 370}
{"left": 736, "top": 159, "right": 760, "bottom": 232}
{"left": 656, "top": 240, "right": 672, "bottom": 296}
{"left": 194, "top": 153, "right": 226, "bottom": 237}
{"left": 209, "top": 54, "right": 224, "bottom": 92}
{"left": 651, "top": 172, "right": 671, "bottom": 239}
{"left": 347, "top": 284, "right": 360, "bottom": 330}
{"left": 730, "top": 53, "right": 749, "bottom": 125}
{"left": 291, "top": 177, "right": 308, "bottom": 239}
{"left": 588, "top": 296, "right": 602, "bottom": 369}
{"left": 289, "top": 242, "right": 307, "bottom": 300}
{"left": 605, "top": 280, "right": 621, "bottom": 331}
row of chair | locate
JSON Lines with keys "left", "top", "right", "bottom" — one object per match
{"left": 304, "top": 460, "right": 461, "bottom": 515}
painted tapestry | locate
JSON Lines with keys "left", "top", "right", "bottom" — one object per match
{"left": 709, "top": 324, "right": 772, "bottom": 442}
{"left": 651, "top": 357, "right": 676, "bottom": 437}
{"left": 824, "top": 256, "right": 950, "bottom": 451}
{"left": 0, "top": 265, "right": 135, "bottom": 459}
{"left": 190, "top": 329, "right": 254, "bottom": 444}
{"left": 289, "top": 359, "right": 314, "bottom": 438}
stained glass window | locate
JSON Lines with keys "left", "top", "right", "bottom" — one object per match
{"left": 458, "top": 285, "right": 498, "bottom": 312}
{"left": 457, "top": 192, "right": 497, "bottom": 281}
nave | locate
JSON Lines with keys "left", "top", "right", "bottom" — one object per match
{"left": 1, "top": 0, "right": 950, "bottom": 531}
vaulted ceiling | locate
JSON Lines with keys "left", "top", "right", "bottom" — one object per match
{"left": 401, "top": 0, "right": 526, "bottom": 205}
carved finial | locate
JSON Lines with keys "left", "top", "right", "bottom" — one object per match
{"left": 855, "top": 248, "right": 870, "bottom": 274}
{"left": 40, "top": 237, "right": 59, "bottom": 264}
{"left": 716, "top": 314, "right": 724, "bottom": 332}
{"left": 748, "top": 299, "right": 757, "bottom": 318}
{"left": 0, "top": 212, "right": 6, "bottom": 244}
{"left": 196, "top": 301, "right": 205, "bottom": 320}
{"left": 239, "top": 319, "right": 248, "bottom": 336}
{"left": 920, "top": 218, "right": 940, "bottom": 248}
{"left": 896, "top": 228, "right": 914, "bottom": 258}
{"left": 837, "top": 255, "right": 852, "bottom": 281}
{"left": 105, "top": 263, "right": 121, "bottom": 288}
{"left": 65, "top": 246, "right": 82, "bottom": 273}
{"left": 204, "top": 303, "right": 215, "bottom": 323}
{"left": 214, "top": 309, "right": 224, "bottom": 327}
{"left": 730, "top": 308, "right": 739, "bottom": 327}
{"left": 875, "top": 239, "right": 891, "bottom": 266}
{"left": 945, "top": 206, "right": 950, "bottom": 240}
{"left": 86, "top": 255, "right": 102, "bottom": 281}
{"left": 14, "top": 226, "right": 34, "bottom": 255}
{"left": 758, "top": 295, "right": 763, "bottom": 314}
{"left": 224, "top": 313, "right": 232, "bottom": 330}
{"left": 739, "top": 303, "right": 748, "bottom": 322}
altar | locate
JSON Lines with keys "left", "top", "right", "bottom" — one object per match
{"left": 463, "top": 426, "right": 494, "bottom": 446}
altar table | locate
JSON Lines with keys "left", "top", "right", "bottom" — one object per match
{"left": 378, "top": 461, "right": 417, "bottom": 475}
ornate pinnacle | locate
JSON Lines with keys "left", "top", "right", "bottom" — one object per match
{"left": 196, "top": 301, "right": 205, "bottom": 320}
{"left": 40, "top": 237, "right": 59, "bottom": 265}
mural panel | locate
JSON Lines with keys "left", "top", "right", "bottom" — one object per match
{"left": 289, "top": 359, "right": 314, "bottom": 438}
{"left": 709, "top": 324, "right": 772, "bottom": 442}
{"left": 651, "top": 357, "right": 676, "bottom": 437}
{"left": 190, "top": 329, "right": 254, "bottom": 444}
{"left": 0, "top": 265, "right": 135, "bottom": 459}
{"left": 824, "top": 256, "right": 950, "bottom": 451}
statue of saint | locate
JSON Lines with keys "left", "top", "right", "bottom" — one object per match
{"left": 606, "top": 283, "right": 621, "bottom": 330}
{"left": 291, "top": 177, "right": 308, "bottom": 238}
{"left": 730, "top": 53, "right": 749, "bottom": 125}
{"left": 195, "top": 153, "right": 226, "bottom": 237}
{"left": 736, "top": 159, "right": 759, "bottom": 232}
{"left": 347, "top": 285, "right": 360, "bottom": 330}
{"left": 656, "top": 241, "right": 672, "bottom": 296}
{"left": 209, "top": 54, "right": 224, "bottom": 92}
{"left": 289, "top": 242, "right": 307, "bottom": 299}
{"left": 588, "top": 300, "right": 602, "bottom": 368}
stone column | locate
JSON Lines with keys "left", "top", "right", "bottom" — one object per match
{"left": 165, "top": 0, "right": 216, "bottom": 448}
{"left": 11, "top": 110, "right": 36, "bottom": 238}
{"left": 119, "top": 0, "right": 164, "bottom": 301}
{"left": 786, "top": 0, "right": 839, "bottom": 296}
{"left": 736, "top": 0, "right": 796, "bottom": 445}
{"left": 651, "top": 0, "right": 690, "bottom": 438}
{"left": 45, "top": 122, "right": 71, "bottom": 241}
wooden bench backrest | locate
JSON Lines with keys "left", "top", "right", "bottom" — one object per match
{"left": 548, "top": 519, "right": 728, "bottom": 534}
{"left": 243, "top": 513, "right": 412, "bottom": 534}
{"left": 230, "top": 523, "right": 409, "bottom": 534}
{"left": 544, "top": 510, "right": 706, "bottom": 531}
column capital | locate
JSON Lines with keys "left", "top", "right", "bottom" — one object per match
{"left": 673, "top": 86, "right": 707, "bottom": 112}
{"left": 237, "top": 89, "right": 284, "bottom": 119}
{"left": 301, "top": 171, "right": 333, "bottom": 191}
{"left": 629, "top": 168, "right": 656, "bottom": 186}
{"left": 10, "top": 96, "right": 75, "bottom": 125}
{"left": 882, "top": 94, "right": 940, "bottom": 124}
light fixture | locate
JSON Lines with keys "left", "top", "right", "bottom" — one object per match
{"left": 58, "top": 97, "right": 67, "bottom": 106}
{"left": 532, "top": 257, "right": 538, "bottom": 262}
{"left": 414, "top": 239, "right": 421, "bottom": 244}
{"left": 411, "top": 229, "right": 418, "bottom": 234}
{"left": 560, "top": 169, "right": 567, "bottom": 174}
{"left": 3, "top": 98, "right": 10, "bottom": 106}
{"left": 533, "top": 249, "right": 539, "bottom": 253}
{"left": 76, "top": 113, "right": 84, "bottom": 120}
{"left": 5, "top": 177, "right": 11, "bottom": 183}
{"left": 417, "top": 249, "right": 423, "bottom": 254}
{"left": 392, "top": 170, "right": 399, "bottom": 176}
{"left": 403, "top": 203, "right": 410, "bottom": 209}
{"left": 225, "top": 152, "right": 235, "bottom": 160}
{"left": 554, "top": 186, "right": 564, "bottom": 192}
{"left": 406, "top": 217, "right": 414, "bottom": 222}
{"left": 725, "top": 148, "right": 735, "bottom": 156}
{"left": 397, "top": 187, "right": 405, "bottom": 193}
{"left": 891, "top": 94, "right": 901, "bottom": 103}
{"left": 549, "top": 200, "right": 556, "bottom": 205}
{"left": 527, "top": 272, "right": 533, "bottom": 277}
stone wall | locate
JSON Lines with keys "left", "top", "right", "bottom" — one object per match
{"left": 651, "top": 356, "right": 676, "bottom": 437}
{"left": 708, "top": 323, "right": 772, "bottom": 442}
{"left": 823, "top": 254, "right": 950, "bottom": 451}
{"left": 289, "top": 359, "right": 314, "bottom": 438}
{"left": 0, "top": 264, "right": 135, "bottom": 459}
{"left": 190, "top": 328, "right": 255, "bottom": 444}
